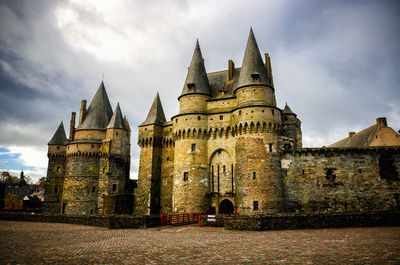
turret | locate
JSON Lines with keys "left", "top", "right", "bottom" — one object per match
{"left": 178, "top": 40, "right": 211, "bottom": 114}
{"left": 43, "top": 122, "right": 68, "bottom": 214}
{"left": 135, "top": 93, "right": 166, "bottom": 215}
{"left": 282, "top": 103, "right": 302, "bottom": 149}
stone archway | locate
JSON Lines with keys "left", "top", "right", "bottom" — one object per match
{"left": 209, "top": 149, "right": 234, "bottom": 195}
{"left": 219, "top": 199, "right": 234, "bottom": 214}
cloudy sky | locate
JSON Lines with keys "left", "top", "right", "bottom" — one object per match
{"left": 0, "top": 0, "right": 399, "bottom": 181}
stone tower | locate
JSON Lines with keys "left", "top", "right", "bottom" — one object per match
{"left": 135, "top": 93, "right": 166, "bottom": 215}
{"left": 233, "top": 28, "right": 283, "bottom": 214}
{"left": 44, "top": 82, "right": 132, "bottom": 215}
{"left": 282, "top": 103, "right": 302, "bottom": 150}
{"left": 43, "top": 122, "right": 68, "bottom": 214}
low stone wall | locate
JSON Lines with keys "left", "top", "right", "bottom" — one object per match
{"left": 201, "top": 211, "right": 400, "bottom": 231}
{"left": 0, "top": 212, "right": 160, "bottom": 229}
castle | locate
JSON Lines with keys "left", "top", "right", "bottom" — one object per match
{"left": 44, "top": 29, "right": 400, "bottom": 216}
{"left": 43, "top": 83, "right": 133, "bottom": 215}
{"left": 135, "top": 29, "right": 400, "bottom": 215}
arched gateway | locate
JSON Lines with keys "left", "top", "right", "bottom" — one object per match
{"left": 219, "top": 199, "right": 234, "bottom": 214}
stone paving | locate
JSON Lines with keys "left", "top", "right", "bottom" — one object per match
{"left": 0, "top": 221, "right": 399, "bottom": 264}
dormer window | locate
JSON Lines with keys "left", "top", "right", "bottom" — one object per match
{"left": 187, "top": 83, "right": 195, "bottom": 91}
{"left": 219, "top": 89, "right": 224, "bottom": 95}
{"left": 251, "top": 74, "right": 260, "bottom": 83}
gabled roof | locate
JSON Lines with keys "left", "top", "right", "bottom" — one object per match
{"left": 48, "top": 122, "right": 68, "bottom": 145}
{"left": 328, "top": 117, "right": 400, "bottom": 147}
{"left": 78, "top": 82, "right": 113, "bottom": 130}
{"left": 107, "top": 103, "right": 126, "bottom": 130}
{"left": 140, "top": 92, "right": 166, "bottom": 126}
{"left": 237, "top": 28, "right": 271, "bottom": 89}
{"left": 282, "top": 103, "right": 295, "bottom": 115}
{"left": 180, "top": 40, "right": 211, "bottom": 98}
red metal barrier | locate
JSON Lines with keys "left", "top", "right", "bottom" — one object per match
{"left": 160, "top": 213, "right": 204, "bottom": 225}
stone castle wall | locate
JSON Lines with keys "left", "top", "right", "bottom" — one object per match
{"left": 282, "top": 148, "right": 400, "bottom": 213}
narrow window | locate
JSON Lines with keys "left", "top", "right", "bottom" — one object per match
{"left": 166, "top": 156, "right": 170, "bottom": 161}
{"left": 91, "top": 186, "right": 96, "bottom": 193}
{"left": 269, "top": 143, "right": 273, "bottom": 152}
{"left": 54, "top": 186, "right": 58, "bottom": 194}
{"left": 91, "top": 144, "right": 94, "bottom": 148}
{"left": 57, "top": 146, "right": 60, "bottom": 150}
{"left": 253, "top": 201, "right": 259, "bottom": 210}
{"left": 116, "top": 132, "right": 119, "bottom": 136}
{"left": 183, "top": 172, "right": 189, "bottom": 181}
{"left": 223, "top": 165, "right": 226, "bottom": 172}
{"left": 198, "top": 116, "right": 201, "bottom": 120}
{"left": 176, "top": 119, "right": 178, "bottom": 123}
{"left": 271, "top": 109, "right": 275, "bottom": 115}
{"left": 112, "top": 184, "right": 117, "bottom": 192}
{"left": 187, "top": 83, "right": 195, "bottom": 91}
{"left": 253, "top": 172, "right": 256, "bottom": 180}
{"left": 358, "top": 169, "right": 362, "bottom": 174}
{"left": 251, "top": 74, "right": 260, "bottom": 82}
{"left": 56, "top": 166, "right": 61, "bottom": 172}
{"left": 262, "top": 110, "right": 264, "bottom": 113}
{"left": 90, "top": 210, "right": 93, "bottom": 215}
{"left": 239, "top": 110, "right": 242, "bottom": 115}
{"left": 220, "top": 115, "right": 223, "bottom": 120}
{"left": 191, "top": 144, "right": 196, "bottom": 151}
{"left": 302, "top": 169, "right": 305, "bottom": 175}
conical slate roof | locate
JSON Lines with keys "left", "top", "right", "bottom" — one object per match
{"left": 107, "top": 103, "right": 126, "bottom": 129}
{"left": 237, "top": 28, "right": 271, "bottom": 89}
{"left": 180, "top": 40, "right": 211, "bottom": 98}
{"left": 78, "top": 82, "right": 113, "bottom": 130}
{"left": 140, "top": 92, "right": 166, "bottom": 126}
{"left": 282, "top": 103, "right": 295, "bottom": 115}
{"left": 48, "top": 122, "right": 68, "bottom": 145}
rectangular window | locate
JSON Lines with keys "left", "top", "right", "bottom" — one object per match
{"left": 271, "top": 109, "right": 274, "bottom": 115}
{"left": 239, "top": 110, "right": 242, "bottom": 115}
{"left": 253, "top": 201, "right": 259, "bottom": 210}
{"left": 191, "top": 143, "right": 196, "bottom": 151}
{"left": 57, "top": 146, "right": 60, "bottom": 150}
{"left": 183, "top": 172, "right": 189, "bottom": 181}
{"left": 91, "top": 186, "right": 96, "bottom": 193}
{"left": 252, "top": 172, "right": 256, "bottom": 180}
{"left": 198, "top": 116, "right": 201, "bottom": 120}
{"left": 54, "top": 186, "right": 58, "bottom": 194}
{"left": 112, "top": 184, "right": 117, "bottom": 192}
{"left": 220, "top": 115, "right": 223, "bottom": 120}
{"left": 269, "top": 143, "right": 273, "bottom": 152}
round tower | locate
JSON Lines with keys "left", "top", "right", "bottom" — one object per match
{"left": 62, "top": 82, "right": 113, "bottom": 215}
{"left": 43, "top": 121, "right": 68, "bottom": 214}
{"left": 233, "top": 29, "right": 283, "bottom": 214}
{"left": 172, "top": 40, "right": 210, "bottom": 213}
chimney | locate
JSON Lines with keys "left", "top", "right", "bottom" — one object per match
{"left": 79, "top": 100, "right": 87, "bottom": 126}
{"left": 349, "top": 132, "right": 355, "bottom": 137}
{"left": 265, "top": 53, "right": 274, "bottom": 87}
{"left": 69, "top": 112, "right": 76, "bottom": 141}
{"left": 228, "top": 60, "right": 234, "bottom": 81}
{"left": 376, "top": 117, "right": 387, "bottom": 128}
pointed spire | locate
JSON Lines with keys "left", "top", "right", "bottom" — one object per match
{"left": 48, "top": 122, "right": 69, "bottom": 145}
{"left": 180, "top": 40, "right": 211, "bottom": 97}
{"left": 237, "top": 28, "right": 271, "bottom": 88}
{"left": 140, "top": 92, "right": 166, "bottom": 126}
{"left": 107, "top": 103, "right": 126, "bottom": 129}
{"left": 78, "top": 81, "right": 113, "bottom": 130}
{"left": 282, "top": 103, "right": 295, "bottom": 115}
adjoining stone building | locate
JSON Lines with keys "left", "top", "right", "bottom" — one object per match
{"left": 136, "top": 29, "right": 400, "bottom": 216}
{"left": 44, "top": 82, "right": 134, "bottom": 215}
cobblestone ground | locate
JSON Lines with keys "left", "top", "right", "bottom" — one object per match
{"left": 0, "top": 221, "right": 399, "bottom": 264}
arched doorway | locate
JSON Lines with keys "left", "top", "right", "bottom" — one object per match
{"left": 219, "top": 199, "right": 234, "bottom": 214}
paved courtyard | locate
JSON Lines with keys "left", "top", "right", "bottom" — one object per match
{"left": 0, "top": 221, "right": 399, "bottom": 264}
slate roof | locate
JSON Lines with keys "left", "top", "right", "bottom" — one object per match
{"left": 180, "top": 40, "right": 211, "bottom": 98}
{"left": 78, "top": 82, "right": 113, "bottom": 130}
{"left": 140, "top": 92, "right": 166, "bottom": 126}
{"left": 237, "top": 28, "right": 271, "bottom": 89}
{"left": 107, "top": 103, "right": 126, "bottom": 129}
{"left": 282, "top": 103, "right": 295, "bottom": 115}
{"left": 329, "top": 125, "right": 378, "bottom": 147}
{"left": 48, "top": 122, "right": 68, "bottom": 145}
